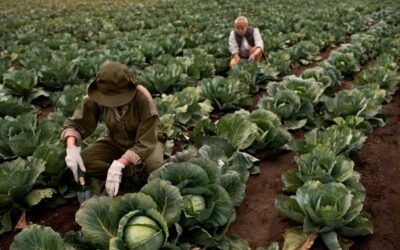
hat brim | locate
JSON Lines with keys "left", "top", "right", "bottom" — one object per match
{"left": 87, "top": 80, "right": 137, "bottom": 108}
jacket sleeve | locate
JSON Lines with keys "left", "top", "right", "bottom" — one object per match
{"left": 122, "top": 86, "right": 159, "bottom": 164}
{"left": 253, "top": 28, "right": 264, "bottom": 51}
{"left": 61, "top": 96, "right": 101, "bottom": 146}
{"left": 229, "top": 30, "right": 239, "bottom": 55}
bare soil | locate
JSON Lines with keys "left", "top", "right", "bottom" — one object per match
{"left": 227, "top": 151, "right": 296, "bottom": 248}
{"left": 250, "top": 90, "right": 267, "bottom": 110}
{"left": 37, "top": 105, "right": 56, "bottom": 123}
{"left": 0, "top": 201, "right": 80, "bottom": 250}
{"left": 351, "top": 90, "right": 400, "bottom": 250}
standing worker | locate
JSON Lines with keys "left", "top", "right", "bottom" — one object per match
{"left": 229, "top": 16, "right": 265, "bottom": 67}
{"left": 61, "top": 61, "right": 164, "bottom": 197}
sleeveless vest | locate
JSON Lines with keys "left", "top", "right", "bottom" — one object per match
{"left": 234, "top": 27, "right": 255, "bottom": 48}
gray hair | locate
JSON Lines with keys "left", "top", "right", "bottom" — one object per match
{"left": 234, "top": 16, "right": 248, "bottom": 25}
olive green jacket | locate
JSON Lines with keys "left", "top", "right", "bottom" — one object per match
{"left": 61, "top": 85, "right": 159, "bottom": 164}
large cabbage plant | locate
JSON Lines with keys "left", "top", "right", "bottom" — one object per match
{"left": 0, "top": 158, "right": 55, "bottom": 235}
{"left": 290, "top": 124, "right": 366, "bottom": 156}
{"left": 137, "top": 64, "right": 188, "bottom": 95}
{"left": 258, "top": 89, "right": 314, "bottom": 130}
{"left": 275, "top": 181, "right": 373, "bottom": 250}
{"left": 0, "top": 92, "right": 32, "bottom": 117}
{"left": 354, "top": 54, "right": 400, "bottom": 98}
{"left": 301, "top": 62, "right": 342, "bottom": 88}
{"left": 327, "top": 51, "right": 360, "bottom": 77}
{"left": 193, "top": 110, "right": 291, "bottom": 154}
{"left": 281, "top": 147, "right": 364, "bottom": 195}
{"left": 258, "top": 76, "right": 325, "bottom": 129}
{"left": 74, "top": 181, "right": 180, "bottom": 249}
{"left": 320, "top": 88, "right": 386, "bottom": 127}
{"left": 155, "top": 86, "right": 213, "bottom": 140}
{"left": 148, "top": 161, "right": 236, "bottom": 231}
{"left": 201, "top": 76, "right": 251, "bottom": 110}
{"left": 2, "top": 68, "right": 38, "bottom": 96}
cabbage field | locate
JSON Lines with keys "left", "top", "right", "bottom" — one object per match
{"left": 1, "top": 0, "right": 400, "bottom": 249}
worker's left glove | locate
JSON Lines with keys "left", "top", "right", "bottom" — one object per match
{"left": 248, "top": 53, "right": 256, "bottom": 62}
{"left": 65, "top": 145, "right": 86, "bottom": 183}
{"left": 105, "top": 160, "right": 125, "bottom": 197}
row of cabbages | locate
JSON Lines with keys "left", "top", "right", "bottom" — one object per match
{"left": 272, "top": 15, "right": 400, "bottom": 250}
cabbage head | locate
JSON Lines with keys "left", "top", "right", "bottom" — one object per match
{"left": 114, "top": 209, "right": 168, "bottom": 250}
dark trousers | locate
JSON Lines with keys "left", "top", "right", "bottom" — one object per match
{"left": 80, "top": 137, "right": 164, "bottom": 178}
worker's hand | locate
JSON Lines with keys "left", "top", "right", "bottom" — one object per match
{"left": 230, "top": 54, "right": 241, "bottom": 68}
{"left": 248, "top": 53, "right": 256, "bottom": 62}
{"left": 65, "top": 145, "right": 86, "bottom": 182}
{"left": 105, "top": 160, "right": 125, "bottom": 197}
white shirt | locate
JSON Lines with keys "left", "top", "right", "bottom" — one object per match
{"left": 228, "top": 28, "right": 264, "bottom": 58}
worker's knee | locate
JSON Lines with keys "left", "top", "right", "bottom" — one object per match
{"left": 80, "top": 138, "right": 123, "bottom": 177}
{"left": 80, "top": 155, "right": 110, "bottom": 177}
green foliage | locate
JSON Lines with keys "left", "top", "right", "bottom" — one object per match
{"left": 275, "top": 181, "right": 373, "bottom": 249}
{"left": 56, "top": 84, "right": 87, "bottom": 117}
{"left": 0, "top": 92, "right": 32, "bottom": 117}
{"left": 0, "top": 158, "right": 54, "bottom": 235}
{"left": 320, "top": 88, "right": 386, "bottom": 126}
{"left": 137, "top": 64, "right": 188, "bottom": 94}
{"left": 201, "top": 76, "right": 251, "bottom": 110}
{"left": 216, "top": 112, "right": 259, "bottom": 150}
{"left": 301, "top": 63, "right": 342, "bottom": 88}
{"left": 282, "top": 148, "right": 361, "bottom": 193}
{"left": 10, "top": 225, "right": 66, "bottom": 250}
{"left": 76, "top": 193, "right": 171, "bottom": 249}
{"left": 2, "top": 68, "right": 38, "bottom": 96}
{"left": 259, "top": 76, "right": 325, "bottom": 129}
{"left": 290, "top": 125, "right": 366, "bottom": 156}
{"left": 328, "top": 51, "right": 360, "bottom": 76}
{"left": 39, "top": 54, "right": 80, "bottom": 91}
{"left": 290, "top": 41, "right": 321, "bottom": 65}
{"left": 155, "top": 86, "right": 213, "bottom": 139}
{"left": 354, "top": 54, "right": 400, "bottom": 97}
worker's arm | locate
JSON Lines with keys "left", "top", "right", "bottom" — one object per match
{"left": 121, "top": 86, "right": 159, "bottom": 165}
{"left": 61, "top": 96, "right": 101, "bottom": 146}
{"left": 252, "top": 28, "right": 264, "bottom": 56}
{"left": 229, "top": 30, "right": 240, "bottom": 56}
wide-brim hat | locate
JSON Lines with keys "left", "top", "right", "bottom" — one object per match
{"left": 88, "top": 61, "right": 137, "bottom": 108}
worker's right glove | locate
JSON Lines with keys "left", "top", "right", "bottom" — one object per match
{"left": 65, "top": 145, "right": 86, "bottom": 182}
{"left": 105, "top": 160, "right": 125, "bottom": 197}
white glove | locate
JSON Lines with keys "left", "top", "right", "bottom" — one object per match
{"left": 65, "top": 145, "right": 86, "bottom": 182}
{"left": 105, "top": 160, "right": 125, "bottom": 197}
{"left": 248, "top": 53, "right": 256, "bottom": 62}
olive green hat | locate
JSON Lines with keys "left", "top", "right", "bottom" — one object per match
{"left": 88, "top": 61, "right": 137, "bottom": 108}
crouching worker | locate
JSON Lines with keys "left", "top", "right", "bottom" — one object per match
{"left": 229, "top": 16, "right": 265, "bottom": 68}
{"left": 61, "top": 61, "right": 164, "bottom": 197}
